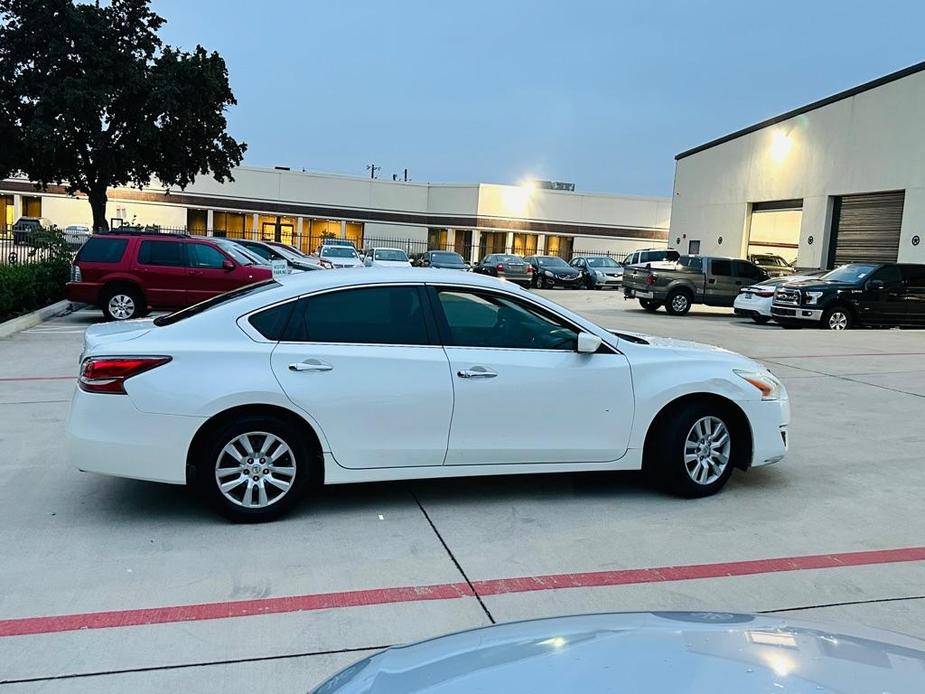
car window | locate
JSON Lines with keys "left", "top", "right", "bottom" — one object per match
{"left": 321, "top": 247, "right": 359, "bottom": 259}
{"left": 734, "top": 260, "right": 762, "bottom": 279}
{"left": 901, "top": 265, "right": 925, "bottom": 288}
{"left": 284, "top": 286, "right": 431, "bottom": 345}
{"left": 76, "top": 237, "right": 127, "bottom": 263}
{"left": 138, "top": 240, "right": 185, "bottom": 267}
{"left": 436, "top": 289, "right": 578, "bottom": 350}
{"left": 154, "top": 280, "right": 280, "bottom": 326}
{"left": 188, "top": 243, "right": 228, "bottom": 269}
{"left": 678, "top": 255, "right": 703, "bottom": 271}
{"left": 586, "top": 257, "right": 619, "bottom": 268}
{"left": 374, "top": 249, "right": 408, "bottom": 261}
{"left": 870, "top": 265, "right": 902, "bottom": 287}
{"left": 242, "top": 243, "right": 275, "bottom": 261}
{"left": 535, "top": 256, "right": 569, "bottom": 268}
{"left": 711, "top": 259, "right": 733, "bottom": 276}
{"left": 248, "top": 300, "right": 296, "bottom": 340}
{"left": 432, "top": 251, "right": 465, "bottom": 263}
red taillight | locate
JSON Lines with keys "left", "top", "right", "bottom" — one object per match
{"left": 496, "top": 263, "right": 505, "bottom": 271}
{"left": 79, "top": 357, "right": 171, "bottom": 395}
{"left": 645, "top": 274, "right": 656, "bottom": 285}
{"left": 526, "top": 264, "right": 533, "bottom": 273}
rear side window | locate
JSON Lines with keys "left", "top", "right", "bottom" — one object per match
{"left": 248, "top": 301, "right": 295, "bottom": 340}
{"left": 138, "top": 240, "right": 185, "bottom": 267}
{"left": 283, "top": 286, "right": 431, "bottom": 345}
{"left": 678, "top": 256, "right": 703, "bottom": 271}
{"left": 76, "top": 237, "right": 128, "bottom": 264}
{"left": 734, "top": 260, "right": 762, "bottom": 279}
{"left": 711, "top": 259, "right": 733, "bottom": 276}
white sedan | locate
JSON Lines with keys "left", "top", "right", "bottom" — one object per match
{"left": 364, "top": 247, "right": 412, "bottom": 268}
{"left": 67, "top": 270, "right": 790, "bottom": 521}
{"left": 734, "top": 272, "right": 826, "bottom": 324}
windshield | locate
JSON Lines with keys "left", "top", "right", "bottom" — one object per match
{"left": 322, "top": 246, "right": 360, "bottom": 259}
{"left": 493, "top": 255, "right": 522, "bottom": 264}
{"left": 213, "top": 240, "right": 263, "bottom": 265}
{"left": 821, "top": 263, "right": 879, "bottom": 282}
{"left": 535, "top": 256, "right": 569, "bottom": 268}
{"left": 153, "top": 280, "right": 280, "bottom": 326}
{"left": 754, "top": 255, "right": 788, "bottom": 266}
{"left": 272, "top": 245, "right": 308, "bottom": 263}
{"left": 374, "top": 249, "right": 409, "bottom": 261}
{"left": 432, "top": 252, "right": 465, "bottom": 263}
{"left": 586, "top": 257, "right": 619, "bottom": 268}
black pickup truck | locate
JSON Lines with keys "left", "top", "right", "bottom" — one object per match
{"left": 623, "top": 256, "right": 768, "bottom": 315}
{"left": 771, "top": 262, "right": 925, "bottom": 329}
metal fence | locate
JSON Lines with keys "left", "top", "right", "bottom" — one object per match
{"left": 0, "top": 231, "right": 58, "bottom": 265}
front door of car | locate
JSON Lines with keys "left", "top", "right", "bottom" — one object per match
{"left": 269, "top": 285, "right": 454, "bottom": 469}
{"left": 858, "top": 265, "right": 905, "bottom": 324}
{"left": 900, "top": 265, "right": 925, "bottom": 325}
{"left": 705, "top": 259, "right": 737, "bottom": 305}
{"left": 430, "top": 286, "right": 633, "bottom": 465}
{"left": 185, "top": 242, "right": 245, "bottom": 304}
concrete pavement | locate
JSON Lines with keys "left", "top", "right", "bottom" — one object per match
{"left": 1, "top": 292, "right": 924, "bottom": 692}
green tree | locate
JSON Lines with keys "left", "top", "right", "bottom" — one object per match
{"left": 0, "top": 0, "right": 245, "bottom": 230}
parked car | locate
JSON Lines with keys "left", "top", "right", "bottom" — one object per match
{"left": 570, "top": 255, "right": 624, "bottom": 289}
{"left": 622, "top": 247, "right": 680, "bottom": 267}
{"left": 771, "top": 262, "right": 925, "bottom": 330}
{"left": 734, "top": 271, "right": 826, "bottom": 324}
{"left": 364, "top": 247, "right": 412, "bottom": 268}
{"left": 525, "top": 255, "right": 583, "bottom": 288}
{"left": 314, "top": 238, "right": 357, "bottom": 255}
{"left": 624, "top": 256, "right": 769, "bottom": 315}
{"left": 67, "top": 269, "right": 789, "bottom": 521}
{"left": 11, "top": 216, "right": 54, "bottom": 245}
{"left": 63, "top": 225, "right": 92, "bottom": 247}
{"left": 313, "top": 612, "right": 925, "bottom": 693}
{"left": 413, "top": 250, "right": 469, "bottom": 270}
{"left": 66, "top": 231, "right": 273, "bottom": 321}
{"left": 473, "top": 254, "right": 532, "bottom": 286}
{"left": 231, "top": 238, "right": 322, "bottom": 271}
{"left": 317, "top": 244, "right": 364, "bottom": 269}
{"left": 749, "top": 253, "right": 795, "bottom": 277}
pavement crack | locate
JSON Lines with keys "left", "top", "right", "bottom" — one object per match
{"left": 761, "top": 358, "right": 925, "bottom": 399}
{"left": 758, "top": 594, "right": 925, "bottom": 614}
{"left": 410, "top": 489, "right": 496, "bottom": 624}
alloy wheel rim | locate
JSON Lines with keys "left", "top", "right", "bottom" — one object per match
{"left": 108, "top": 294, "right": 135, "bottom": 320}
{"left": 684, "top": 416, "right": 731, "bottom": 485}
{"left": 214, "top": 431, "right": 297, "bottom": 508}
{"left": 828, "top": 312, "right": 848, "bottom": 330}
{"left": 672, "top": 295, "right": 689, "bottom": 312}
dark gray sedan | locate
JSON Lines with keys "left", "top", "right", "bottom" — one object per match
{"left": 473, "top": 254, "right": 533, "bottom": 286}
{"left": 314, "top": 611, "right": 925, "bottom": 693}
{"left": 525, "top": 255, "right": 583, "bottom": 289}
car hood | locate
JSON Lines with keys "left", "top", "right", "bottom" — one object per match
{"left": 83, "top": 318, "right": 156, "bottom": 355}
{"left": 541, "top": 267, "right": 579, "bottom": 275}
{"left": 780, "top": 279, "right": 855, "bottom": 292}
{"left": 314, "top": 612, "right": 925, "bottom": 693}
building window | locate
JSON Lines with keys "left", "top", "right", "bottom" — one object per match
{"left": 0, "top": 195, "right": 13, "bottom": 228}
{"left": 345, "top": 222, "right": 364, "bottom": 249}
{"left": 478, "top": 231, "right": 507, "bottom": 258}
{"left": 187, "top": 208, "right": 208, "bottom": 233}
{"left": 213, "top": 211, "right": 247, "bottom": 239}
{"left": 454, "top": 229, "right": 472, "bottom": 258}
{"left": 428, "top": 228, "right": 448, "bottom": 250}
{"left": 512, "top": 233, "right": 538, "bottom": 256}
{"left": 258, "top": 215, "right": 297, "bottom": 245}
{"left": 22, "top": 195, "right": 41, "bottom": 218}
{"left": 545, "top": 235, "right": 573, "bottom": 260}
{"left": 308, "top": 219, "right": 342, "bottom": 253}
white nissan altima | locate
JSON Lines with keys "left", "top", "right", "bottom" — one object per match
{"left": 67, "top": 269, "right": 789, "bottom": 521}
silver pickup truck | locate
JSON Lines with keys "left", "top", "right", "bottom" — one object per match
{"left": 623, "top": 255, "right": 769, "bottom": 315}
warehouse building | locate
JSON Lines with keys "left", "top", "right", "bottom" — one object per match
{"left": 669, "top": 61, "right": 925, "bottom": 269}
{"left": 0, "top": 167, "right": 670, "bottom": 262}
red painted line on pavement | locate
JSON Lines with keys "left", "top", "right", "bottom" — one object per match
{"left": 3, "top": 546, "right": 925, "bottom": 638}
{"left": 0, "top": 376, "right": 75, "bottom": 382}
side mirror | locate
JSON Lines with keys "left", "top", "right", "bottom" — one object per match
{"left": 576, "top": 332, "right": 602, "bottom": 354}
{"left": 222, "top": 259, "right": 236, "bottom": 271}
{"left": 868, "top": 279, "right": 885, "bottom": 291}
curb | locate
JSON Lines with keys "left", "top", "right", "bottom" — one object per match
{"left": 0, "top": 299, "right": 74, "bottom": 339}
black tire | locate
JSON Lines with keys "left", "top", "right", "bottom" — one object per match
{"left": 101, "top": 285, "right": 143, "bottom": 321}
{"left": 665, "top": 289, "right": 692, "bottom": 316}
{"left": 197, "top": 415, "right": 312, "bottom": 522}
{"left": 585, "top": 276, "right": 595, "bottom": 290}
{"left": 821, "top": 305, "right": 853, "bottom": 330}
{"left": 646, "top": 400, "right": 739, "bottom": 498}
{"left": 531, "top": 273, "right": 539, "bottom": 289}
{"left": 639, "top": 299, "right": 660, "bottom": 312}
{"left": 541, "top": 276, "right": 553, "bottom": 289}
{"left": 751, "top": 315, "right": 771, "bottom": 325}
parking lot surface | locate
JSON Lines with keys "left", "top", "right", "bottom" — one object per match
{"left": 2, "top": 291, "right": 925, "bottom": 692}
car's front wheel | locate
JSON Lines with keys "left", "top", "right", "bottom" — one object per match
{"left": 199, "top": 416, "right": 311, "bottom": 522}
{"left": 647, "top": 401, "right": 738, "bottom": 498}
{"left": 822, "top": 306, "right": 852, "bottom": 330}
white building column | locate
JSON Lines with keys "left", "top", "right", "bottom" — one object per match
{"left": 505, "top": 231, "right": 514, "bottom": 254}
{"left": 296, "top": 217, "right": 304, "bottom": 250}
{"left": 251, "top": 213, "right": 259, "bottom": 240}
{"left": 537, "top": 234, "right": 546, "bottom": 254}
{"left": 206, "top": 209, "right": 214, "bottom": 236}
{"left": 12, "top": 194, "right": 22, "bottom": 222}
{"left": 339, "top": 220, "right": 347, "bottom": 239}
{"left": 470, "top": 230, "right": 481, "bottom": 264}
{"left": 445, "top": 228, "right": 456, "bottom": 251}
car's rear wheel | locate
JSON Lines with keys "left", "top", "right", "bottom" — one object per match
{"left": 639, "top": 299, "right": 660, "bottom": 312}
{"left": 822, "top": 306, "right": 852, "bottom": 330}
{"left": 751, "top": 315, "right": 771, "bottom": 324}
{"left": 647, "top": 401, "right": 738, "bottom": 498}
{"left": 665, "top": 290, "right": 692, "bottom": 315}
{"left": 102, "top": 286, "right": 143, "bottom": 321}
{"left": 199, "top": 416, "right": 311, "bottom": 522}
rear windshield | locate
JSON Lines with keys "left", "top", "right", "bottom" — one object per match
{"left": 76, "top": 237, "right": 128, "bottom": 264}
{"left": 153, "top": 280, "right": 280, "bottom": 327}
{"left": 432, "top": 252, "right": 465, "bottom": 263}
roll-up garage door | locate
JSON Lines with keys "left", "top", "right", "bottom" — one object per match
{"left": 830, "top": 191, "right": 904, "bottom": 266}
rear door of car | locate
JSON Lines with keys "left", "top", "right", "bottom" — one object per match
{"left": 733, "top": 260, "right": 766, "bottom": 297}
{"left": 269, "top": 284, "right": 454, "bottom": 469}
{"left": 704, "top": 259, "right": 737, "bottom": 305}
{"left": 900, "top": 265, "right": 925, "bottom": 325}
{"left": 858, "top": 265, "right": 905, "bottom": 324}
{"left": 134, "top": 239, "right": 188, "bottom": 307}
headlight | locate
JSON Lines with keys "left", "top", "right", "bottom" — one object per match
{"left": 544, "top": 270, "right": 553, "bottom": 277}
{"left": 594, "top": 270, "right": 605, "bottom": 279}
{"left": 734, "top": 369, "right": 784, "bottom": 400}
{"left": 804, "top": 291, "right": 823, "bottom": 305}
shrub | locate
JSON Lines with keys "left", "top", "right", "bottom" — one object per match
{"left": 0, "top": 232, "right": 72, "bottom": 323}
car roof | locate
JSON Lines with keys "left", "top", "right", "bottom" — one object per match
{"left": 274, "top": 267, "right": 512, "bottom": 292}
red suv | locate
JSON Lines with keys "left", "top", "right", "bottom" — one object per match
{"left": 68, "top": 232, "right": 273, "bottom": 320}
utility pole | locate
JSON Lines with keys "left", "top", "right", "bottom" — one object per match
{"left": 403, "top": 168, "right": 410, "bottom": 182}
{"left": 366, "top": 163, "right": 381, "bottom": 180}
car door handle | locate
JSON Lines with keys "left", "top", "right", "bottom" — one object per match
{"left": 457, "top": 366, "right": 497, "bottom": 379}
{"left": 289, "top": 359, "right": 333, "bottom": 372}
